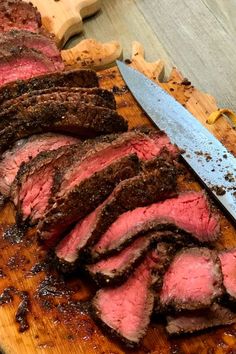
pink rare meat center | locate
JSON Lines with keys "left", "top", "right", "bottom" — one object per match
{"left": 160, "top": 254, "right": 215, "bottom": 304}
{"left": 96, "top": 259, "right": 153, "bottom": 341}
{"left": 0, "top": 135, "right": 77, "bottom": 195}
{"left": 0, "top": 57, "right": 55, "bottom": 86}
{"left": 93, "top": 192, "right": 218, "bottom": 254}
{"left": 20, "top": 167, "right": 53, "bottom": 220}
{"left": 59, "top": 137, "right": 167, "bottom": 194}
{"left": 220, "top": 250, "right": 236, "bottom": 297}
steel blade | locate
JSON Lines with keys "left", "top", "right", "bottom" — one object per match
{"left": 117, "top": 60, "right": 236, "bottom": 222}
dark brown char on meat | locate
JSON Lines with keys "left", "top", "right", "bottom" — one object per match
{"left": 1, "top": 87, "right": 116, "bottom": 111}
{"left": 91, "top": 243, "right": 175, "bottom": 346}
{"left": 0, "top": 69, "right": 99, "bottom": 105}
{"left": 0, "top": 0, "right": 41, "bottom": 33}
{"left": 219, "top": 248, "right": 236, "bottom": 303}
{"left": 0, "top": 133, "right": 79, "bottom": 196}
{"left": 90, "top": 192, "right": 220, "bottom": 261}
{"left": 0, "top": 45, "right": 58, "bottom": 86}
{"left": 0, "top": 93, "right": 114, "bottom": 131}
{"left": 159, "top": 247, "right": 224, "bottom": 312}
{"left": 11, "top": 144, "right": 84, "bottom": 224}
{"left": 0, "top": 30, "right": 64, "bottom": 71}
{"left": 0, "top": 101, "right": 128, "bottom": 153}
{"left": 166, "top": 303, "right": 236, "bottom": 335}
{"left": 55, "top": 160, "right": 177, "bottom": 269}
{"left": 38, "top": 154, "right": 140, "bottom": 248}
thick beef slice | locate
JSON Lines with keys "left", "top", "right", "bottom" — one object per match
{"left": 166, "top": 303, "right": 236, "bottom": 335}
{"left": 0, "top": 69, "right": 98, "bottom": 105}
{"left": 56, "top": 162, "right": 177, "bottom": 267}
{"left": 39, "top": 129, "right": 178, "bottom": 246}
{"left": 0, "top": 101, "right": 127, "bottom": 153}
{"left": 0, "top": 30, "right": 64, "bottom": 71}
{"left": 0, "top": 92, "right": 114, "bottom": 131}
{"left": 0, "top": 0, "right": 41, "bottom": 33}
{"left": 1, "top": 87, "right": 116, "bottom": 111}
{"left": 219, "top": 248, "right": 236, "bottom": 302}
{"left": 0, "top": 45, "right": 57, "bottom": 86}
{"left": 55, "top": 129, "right": 178, "bottom": 199}
{"left": 159, "top": 248, "right": 223, "bottom": 311}
{"left": 91, "top": 192, "right": 219, "bottom": 259}
{"left": 92, "top": 243, "right": 173, "bottom": 346}
{"left": 11, "top": 144, "right": 89, "bottom": 223}
{"left": 0, "top": 133, "right": 79, "bottom": 196}
{"left": 37, "top": 154, "right": 140, "bottom": 247}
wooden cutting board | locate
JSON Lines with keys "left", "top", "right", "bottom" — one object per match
{"left": 0, "top": 59, "right": 236, "bottom": 353}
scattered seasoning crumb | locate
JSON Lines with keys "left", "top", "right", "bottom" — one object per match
{"left": 181, "top": 78, "right": 191, "bottom": 86}
{"left": 212, "top": 186, "right": 226, "bottom": 196}
{"left": 124, "top": 59, "right": 132, "bottom": 64}
{"left": 112, "top": 85, "right": 128, "bottom": 95}
{"left": 223, "top": 154, "right": 227, "bottom": 159}
{"left": 224, "top": 172, "right": 235, "bottom": 183}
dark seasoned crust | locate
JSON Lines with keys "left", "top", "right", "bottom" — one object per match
{"left": 159, "top": 247, "right": 224, "bottom": 312}
{"left": 0, "top": 69, "right": 99, "bottom": 105}
{"left": 0, "top": 101, "right": 128, "bottom": 153}
{"left": 0, "top": 0, "right": 41, "bottom": 33}
{"left": 0, "top": 29, "right": 63, "bottom": 70}
{"left": 1, "top": 86, "right": 116, "bottom": 111}
{"left": 37, "top": 154, "right": 140, "bottom": 247}
{"left": 166, "top": 303, "right": 236, "bottom": 335}
{"left": 0, "top": 92, "right": 115, "bottom": 131}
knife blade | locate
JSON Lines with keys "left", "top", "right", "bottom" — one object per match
{"left": 116, "top": 60, "right": 236, "bottom": 223}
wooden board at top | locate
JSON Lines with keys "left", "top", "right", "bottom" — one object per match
{"left": 0, "top": 66, "right": 235, "bottom": 354}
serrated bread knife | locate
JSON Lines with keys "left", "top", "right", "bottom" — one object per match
{"left": 116, "top": 60, "right": 236, "bottom": 223}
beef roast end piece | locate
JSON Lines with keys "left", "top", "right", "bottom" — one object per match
{"left": 0, "top": 0, "right": 41, "bottom": 33}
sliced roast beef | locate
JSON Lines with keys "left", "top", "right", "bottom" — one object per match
{"left": 219, "top": 248, "right": 236, "bottom": 302}
{"left": 91, "top": 192, "right": 219, "bottom": 260}
{"left": 0, "top": 0, "right": 41, "bottom": 33}
{"left": 0, "top": 30, "right": 64, "bottom": 71}
{"left": 166, "top": 303, "right": 236, "bottom": 335}
{"left": 159, "top": 248, "right": 223, "bottom": 311}
{"left": 92, "top": 243, "right": 174, "bottom": 346}
{"left": 0, "top": 69, "right": 99, "bottom": 105}
{"left": 0, "top": 45, "right": 58, "bottom": 86}
{"left": 0, "top": 133, "right": 79, "bottom": 196}
{"left": 38, "top": 129, "right": 179, "bottom": 247}
{"left": 11, "top": 145, "right": 81, "bottom": 225}
{"left": 0, "top": 101, "right": 127, "bottom": 153}
{"left": 37, "top": 154, "right": 140, "bottom": 247}
{"left": 0, "top": 92, "right": 115, "bottom": 131}
{"left": 1, "top": 87, "right": 116, "bottom": 111}
{"left": 55, "top": 161, "right": 177, "bottom": 268}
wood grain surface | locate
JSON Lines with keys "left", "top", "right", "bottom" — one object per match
{"left": 25, "top": 0, "right": 101, "bottom": 47}
{"left": 72, "top": 0, "right": 236, "bottom": 111}
{"left": 0, "top": 62, "right": 235, "bottom": 353}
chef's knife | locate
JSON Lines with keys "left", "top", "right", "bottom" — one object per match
{"left": 116, "top": 60, "right": 236, "bottom": 223}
